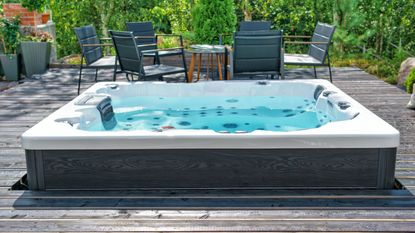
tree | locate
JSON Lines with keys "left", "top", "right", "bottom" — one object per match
{"left": 192, "top": 0, "right": 236, "bottom": 44}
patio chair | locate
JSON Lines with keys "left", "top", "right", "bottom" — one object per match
{"left": 74, "top": 25, "right": 119, "bottom": 95}
{"left": 126, "top": 22, "right": 184, "bottom": 64}
{"left": 109, "top": 30, "right": 188, "bottom": 82}
{"left": 284, "top": 22, "right": 336, "bottom": 82}
{"left": 227, "top": 30, "right": 284, "bottom": 80}
{"left": 239, "top": 20, "right": 272, "bottom": 31}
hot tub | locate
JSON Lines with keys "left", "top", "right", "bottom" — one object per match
{"left": 22, "top": 80, "right": 399, "bottom": 190}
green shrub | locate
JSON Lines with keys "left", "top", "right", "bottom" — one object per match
{"left": 20, "top": 0, "right": 47, "bottom": 11}
{"left": 0, "top": 16, "right": 21, "bottom": 54}
{"left": 405, "top": 69, "right": 415, "bottom": 94}
{"left": 192, "top": 0, "right": 236, "bottom": 44}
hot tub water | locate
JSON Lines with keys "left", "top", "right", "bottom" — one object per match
{"left": 86, "top": 95, "right": 333, "bottom": 133}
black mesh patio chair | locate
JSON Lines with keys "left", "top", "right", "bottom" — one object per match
{"left": 284, "top": 22, "right": 336, "bottom": 82}
{"left": 126, "top": 22, "right": 184, "bottom": 64}
{"left": 227, "top": 30, "right": 284, "bottom": 80}
{"left": 74, "top": 25, "right": 119, "bottom": 94}
{"left": 109, "top": 30, "right": 188, "bottom": 82}
{"left": 239, "top": 20, "right": 272, "bottom": 31}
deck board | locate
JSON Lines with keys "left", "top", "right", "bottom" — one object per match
{"left": 0, "top": 67, "right": 415, "bottom": 231}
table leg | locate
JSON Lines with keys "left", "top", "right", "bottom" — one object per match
{"left": 187, "top": 53, "right": 196, "bottom": 83}
{"left": 206, "top": 54, "right": 209, "bottom": 80}
{"left": 210, "top": 54, "right": 214, "bottom": 80}
{"left": 196, "top": 53, "right": 202, "bottom": 82}
{"left": 216, "top": 54, "right": 223, "bottom": 80}
{"left": 224, "top": 49, "right": 229, "bottom": 80}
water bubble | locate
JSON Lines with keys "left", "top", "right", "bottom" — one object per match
{"left": 226, "top": 99, "right": 239, "bottom": 103}
{"left": 178, "top": 121, "right": 191, "bottom": 126}
{"left": 223, "top": 123, "right": 238, "bottom": 129}
{"left": 285, "top": 114, "right": 296, "bottom": 117}
{"left": 282, "top": 109, "right": 292, "bottom": 113}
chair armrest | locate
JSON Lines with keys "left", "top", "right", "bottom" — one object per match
{"left": 134, "top": 36, "right": 156, "bottom": 39}
{"left": 156, "top": 34, "right": 182, "bottom": 38}
{"left": 137, "top": 44, "right": 157, "bottom": 48}
{"left": 284, "top": 35, "right": 312, "bottom": 39}
{"left": 284, "top": 41, "right": 330, "bottom": 45}
{"left": 100, "top": 37, "right": 112, "bottom": 40}
{"left": 140, "top": 47, "right": 183, "bottom": 54}
{"left": 82, "top": 43, "right": 113, "bottom": 47}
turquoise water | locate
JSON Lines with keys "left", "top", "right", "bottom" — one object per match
{"left": 87, "top": 96, "right": 333, "bottom": 133}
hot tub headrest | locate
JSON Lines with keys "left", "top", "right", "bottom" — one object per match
{"left": 75, "top": 95, "right": 117, "bottom": 130}
{"left": 314, "top": 85, "right": 326, "bottom": 100}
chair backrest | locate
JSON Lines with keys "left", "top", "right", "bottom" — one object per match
{"left": 239, "top": 21, "right": 272, "bottom": 31}
{"left": 74, "top": 25, "right": 103, "bottom": 65}
{"left": 233, "top": 30, "right": 283, "bottom": 75}
{"left": 110, "top": 30, "right": 142, "bottom": 75}
{"left": 126, "top": 22, "right": 157, "bottom": 48}
{"left": 308, "top": 22, "right": 336, "bottom": 63}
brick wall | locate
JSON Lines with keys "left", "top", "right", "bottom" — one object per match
{"left": 3, "top": 3, "right": 42, "bottom": 26}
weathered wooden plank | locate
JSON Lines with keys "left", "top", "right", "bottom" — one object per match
{"left": 0, "top": 189, "right": 413, "bottom": 199}
{"left": 0, "top": 218, "right": 415, "bottom": 232}
{"left": 0, "top": 209, "right": 414, "bottom": 219}
{"left": 3, "top": 197, "right": 415, "bottom": 209}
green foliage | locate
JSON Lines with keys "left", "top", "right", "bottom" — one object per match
{"left": 47, "top": 0, "right": 415, "bottom": 87}
{"left": 0, "top": 16, "right": 21, "bottom": 54}
{"left": 20, "top": 0, "right": 47, "bottom": 11}
{"left": 192, "top": 0, "right": 236, "bottom": 44}
{"left": 405, "top": 69, "right": 415, "bottom": 94}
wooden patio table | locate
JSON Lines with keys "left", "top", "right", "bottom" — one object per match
{"left": 186, "top": 44, "right": 227, "bottom": 82}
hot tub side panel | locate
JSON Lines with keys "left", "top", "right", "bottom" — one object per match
{"left": 25, "top": 148, "right": 396, "bottom": 190}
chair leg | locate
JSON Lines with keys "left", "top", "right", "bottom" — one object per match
{"left": 181, "top": 49, "right": 189, "bottom": 83}
{"left": 77, "top": 66, "right": 83, "bottom": 95}
{"left": 77, "top": 56, "right": 84, "bottom": 95}
{"left": 126, "top": 73, "right": 130, "bottom": 82}
{"left": 113, "top": 56, "right": 118, "bottom": 82}
{"left": 95, "top": 69, "right": 98, "bottom": 82}
{"left": 328, "top": 64, "right": 333, "bottom": 83}
{"left": 327, "top": 52, "right": 333, "bottom": 83}
{"left": 313, "top": 66, "right": 317, "bottom": 79}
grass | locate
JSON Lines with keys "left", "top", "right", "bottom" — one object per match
{"left": 332, "top": 56, "right": 399, "bottom": 85}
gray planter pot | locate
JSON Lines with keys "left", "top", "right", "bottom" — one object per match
{"left": 21, "top": 41, "right": 51, "bottom": 78}
{"left": 0, "top": 54, "right": 20, "bottom": 81}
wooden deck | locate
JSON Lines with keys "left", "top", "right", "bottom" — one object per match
{"left": 1, "top": 67, "right": 415, "bottom": 232}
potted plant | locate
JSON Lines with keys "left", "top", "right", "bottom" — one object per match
{"left": 0, "top": 16, "right": 21, "bottom": 81}
{"left": 20, "top": 27, "right": 53, "bottom": 78}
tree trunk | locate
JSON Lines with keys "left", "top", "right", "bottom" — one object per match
{"left": 242, "top": 0, "right": 252, "bottom": 21}
{"left": 99, "top": 0, "right": 115, "bottom": 37}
